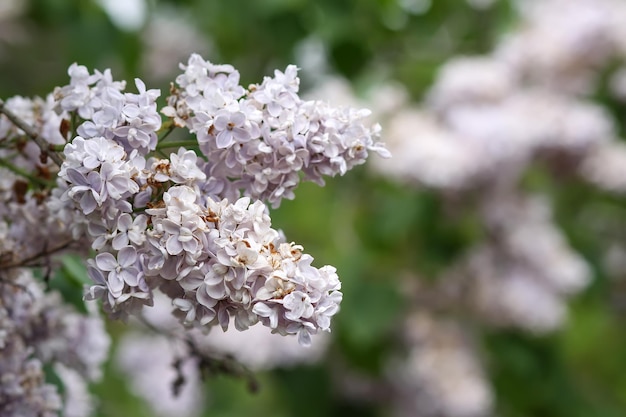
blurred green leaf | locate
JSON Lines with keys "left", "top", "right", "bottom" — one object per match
{"left": 49, "top": 255, "right": 89, "bottom": 314}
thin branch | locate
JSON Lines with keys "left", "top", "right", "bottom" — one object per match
{"left": 155, "top": 140, "right": 199, "bottom": 150}
{"left": 0, "top": 278, "right": 36, "bottom": 301}
{"left": 136, "top": 315, "right": 259, "bottom": 393}
{"left": 0, "top": 98, "right": 64, "bottom": 166}
{"left": 185, "top": 337, "right": 260, "bottom": 393}
{"left": 49, "top": 144, "right": 65, "bottom": 152}
{"left": 157, "top": 120, "right": 176, "bottom": 142}
{"left": 0, "top": 240, "right": 76, "bottom": 270}
{"left": 0, "top": 158, "right": 54, "bottom": 187}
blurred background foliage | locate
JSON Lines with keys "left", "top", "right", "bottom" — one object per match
{"left": 2, "top": 0, "right": 626, "bottom": 416}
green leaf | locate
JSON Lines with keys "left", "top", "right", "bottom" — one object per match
{"left": 49, "top": 255, "right": 90, "bottom": 314}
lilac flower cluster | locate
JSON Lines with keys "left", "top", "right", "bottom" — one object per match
{"left": 141, "top": 189, "right": 342, "bottom": 346}
{"left": 163, "top": 53, "right": 389, "bottom": 207}
{"left": 56, "top": 64, "right": 162, "bottom": 155}
{"left": 38, "top": 54, "right": 386, "bottom": 345}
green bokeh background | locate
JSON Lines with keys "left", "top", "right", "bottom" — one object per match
{"left": 2, "top": 0, "right": 626, "bottom": 416}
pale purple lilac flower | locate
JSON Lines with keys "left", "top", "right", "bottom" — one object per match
{"left": 95, "top": 246, "right": 141, "bottom": 298}
{"left": 8, "top": 54, "right": 388, "bottom": 346}
{"left": 164, "top": 53, "right": 389, "bottom": 208}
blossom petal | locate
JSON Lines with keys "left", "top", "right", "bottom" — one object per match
{"left": 107, "top": 272, "right": 124, "bottom": 298}
{"left": 118, "top": 246, "right": 138, "bottom": 267}
{"left": 95, "top": 252, "right": 118, "bottom": 271}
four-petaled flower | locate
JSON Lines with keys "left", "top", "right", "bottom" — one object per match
{"left": 95, "top": 246, "right": 140, "bottom": 298}
{"left": 213, "top": 109, "right": 250, "bottom": 148}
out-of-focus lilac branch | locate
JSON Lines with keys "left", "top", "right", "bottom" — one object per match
{"left": 0, "top": 98, "right": 64, "bottom": 166}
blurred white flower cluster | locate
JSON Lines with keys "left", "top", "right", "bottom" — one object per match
{"left": 390, "top": 313, "right": 492, "bottom": 417}
{"left": 0, "top": 53, "right": 387, "bottom": 415}
{"left": 314, "top": 0, "right": 626, "bottom": 416}
{"left": 371, "top": 0, "right": 626, "bottom": 328}
{"left": 0, "top": 269, "right": 109, "bottom": 417}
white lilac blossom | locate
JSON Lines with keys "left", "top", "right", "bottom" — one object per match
{"left": 55, "top": 65, "right": 161, "bottom": 156}
{"left": 32, "top": 53, "right": 385, "bottom": 344}
{"left": 139, "top": 187, "right": 343, "bottom": 346}
{"left": 163, "top": 53, "right": 389, "bottom": 208}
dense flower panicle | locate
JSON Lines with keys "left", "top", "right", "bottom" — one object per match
{"left": 55, "top": 64, "right": 162, "bottom": 156}
{"left": 139, "top": 187, "right": 343, "bottom": 346}
{"left": 163, "top": 53, "right": 388, "bottom": 208}
{"left": 41, "top": 53, "right": 378, "bottom": 343}
{"left": 67, "top": 146, "right": 345, "bottom": 342}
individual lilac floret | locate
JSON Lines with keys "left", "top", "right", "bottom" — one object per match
{"left": 95, "top": 246, "right": 141, "bottom": 298}
{"left": 112, "top": 213, "right": 148, "bottom": 250}
{"left": 85, "top": 256, "right": 151, "bottom": 318}
{"left": 148, "top": 148, "right": 207, "bottom": 185}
